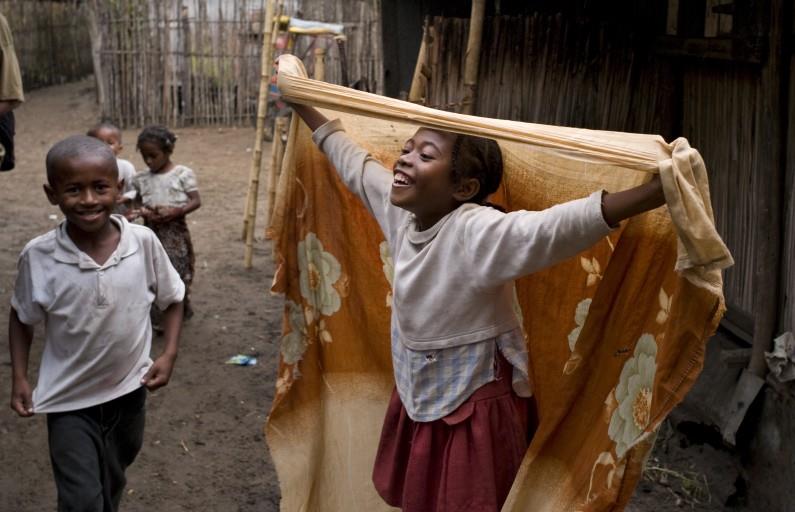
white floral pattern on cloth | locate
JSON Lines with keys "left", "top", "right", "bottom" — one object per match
{"left": 567, "top": 298, "right": 592, "bottom": 352}
{"left": 582, "top": 451, "right": 626, "bottom": 507}
{"left": 281, "top": 300, "right": 309, "bottom": 364}
{"left": 298, "top": 232, "right": 342, "bottom": 316}
{"left": 563, "top": 298, "right": 592, "bottom": 375}
{"left": 379, "top": 241, "right": 394, "bottom": 307}
{"left": 608, "top": 333, "right": 658, "bottom": 458}
{"left": 304, "top": 307, "right": 333, "bottom": 344}
{"left": 580, "top": 256, "right": 603, "bottom": 287}
{"left": 656, "top": 287, "right": 673, "bottom": 324}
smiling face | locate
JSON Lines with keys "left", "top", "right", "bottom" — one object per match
{"left": 390, "top": 128, "right": 460, "bottom": 227}
{"left": 138, "top": 140, "right": 172, "bottom": 173}
{"left": 44, "top": 154, "right": 120, "bottom": 238}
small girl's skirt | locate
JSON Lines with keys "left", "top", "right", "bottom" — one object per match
{"left": 147, "top": 216, "right": 195, "bottom": 318}
{"left": 372, "top": 352, "right": 534, "bottom": 512}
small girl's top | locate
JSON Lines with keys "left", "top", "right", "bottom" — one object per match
{"left": 132, "top": 164, "right": 198, "bottom": 208}
{"left": 117, "top": 157, "right": 137, "bottom": 200}
{"left": 312, "top": 119, "right": 614, "bottom": 422}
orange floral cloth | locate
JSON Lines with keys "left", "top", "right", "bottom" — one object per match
{"left": 265, "top": 57, "right": 727, "bottom": 511}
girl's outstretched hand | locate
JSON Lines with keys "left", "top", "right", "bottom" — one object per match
{"left": 601, "top": 174, "right": 665, "bottom": 226}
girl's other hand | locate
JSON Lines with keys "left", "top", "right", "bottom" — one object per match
{"left": 155, "top": 207, "right": 183, "bottom": 223}
{"left": 139, "top": 206, "right": 159, "bottom": 222}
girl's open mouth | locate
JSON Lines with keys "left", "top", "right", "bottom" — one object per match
{"left": 393, "top": 170, "right": 414, "bottom": 187}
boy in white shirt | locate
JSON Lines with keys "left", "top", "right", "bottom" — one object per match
{"left": 87, "top": 122, "right": 138, "bottom": 208}
{"left": 8, "top": 135, "right": 185, "bottom": 511}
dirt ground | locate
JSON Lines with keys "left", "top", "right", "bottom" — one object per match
{"left": 0, "top": 80, "right": 745, "bottom": 511}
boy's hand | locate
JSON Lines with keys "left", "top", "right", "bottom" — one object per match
{"left": 10, "top": 378, "right": 34, "bottom": 417}
{"left": 141, "top": 353, "right": 177, "bottom": 391}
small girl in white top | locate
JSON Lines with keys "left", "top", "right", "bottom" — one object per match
{"left": 128, "top": 125, "right": 201, "bottom": 320}
{"left": 289, "top": 103, "right": 666, "bottom": 512}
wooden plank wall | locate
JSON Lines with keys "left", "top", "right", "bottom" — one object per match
{"left": 96, "top": 0, "right": 264, "bottom": 128}
{"left": 0, "top": 1, "right": 93, "bottom": 90}
{"left": 291, "top": 0, "right": 383, "bottom": 94}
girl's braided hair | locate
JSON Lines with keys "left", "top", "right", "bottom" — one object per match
{"left": 450, "top": 133, "right": 504, "bottom": 210}
{"left": 137, "top": 124, "right": 177, "bottom": 153}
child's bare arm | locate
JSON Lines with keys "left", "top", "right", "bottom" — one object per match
{"left": 290, "top": 103, "right": 330, "bottom": 132}
{"left": 141, "top": 301, "right": 183, "bottom": 391}
{"left": 182, "top": 190, "right": 201, "bottom": 215}
{"left": 601, "top": 175, "right": 665, "bottom": 227}
{"left": 8, "top": 308, "right": 34, "bottom": 417}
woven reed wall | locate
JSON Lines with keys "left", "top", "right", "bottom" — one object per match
{"left": 422, "top": 15, "right": 677, "bottom": 136}
{"left": 680, "top": 63, "right": 759, "bottom": 321}
{"left": 421, "top": 13, "right": 774, "bottom": 324}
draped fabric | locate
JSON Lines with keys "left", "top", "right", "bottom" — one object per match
{"left": 265, "top": 54, "right": 729, "bottom": 511}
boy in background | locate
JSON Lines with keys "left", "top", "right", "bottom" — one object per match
{"left": 87, "top": 122, "right": 137, "bottom": 209}
{"left": 8, "top": 135, "right": 184, "bottom": 511}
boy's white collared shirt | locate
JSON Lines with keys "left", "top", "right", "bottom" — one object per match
{"left": 11, "top": 215, "right": 184, "bottom": 413}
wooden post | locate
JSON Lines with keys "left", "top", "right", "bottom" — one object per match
{"left": 242, "top": 0, "right": 277, "bottom": 267}
{"left": 749, "top": 0, "right": 785, "bottom": 378}
{"left": 86, "top": 1, "right": 106, "bottom": 109}
{"left": 722, "top": 0, "right": 787, "bottom": 446}
{"left": 408, "top": 18, "right": 430, "bottom": 104}
{"left": 267, "top": 116, "right": 288, "bottom": 224}
{"left": 314, "top": 47, "right": 326, "bottom": 81}
{"left": 180, "top": 3, "right": 191, "bottom": 123}
{"left": 460, "top": 0, "right": 486, "bottom": 115}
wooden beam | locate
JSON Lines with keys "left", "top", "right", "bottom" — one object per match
{"left": 460, "top": 0, "right": 486, "bottom": 115}
{"left": 654, "top": 35, "right": 765, "bottom": 63}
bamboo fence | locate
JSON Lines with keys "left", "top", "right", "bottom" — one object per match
{"left": 0, "top": 1, "right": 93, "bottom": 90}
{"left": 93, "top": 0, "right": 266, "bottom": 128}
{"left": 91, "top": 0, "right": 382, "bottom": 128}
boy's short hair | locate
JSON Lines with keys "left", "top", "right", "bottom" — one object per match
{"left": 86, "top": 121, "right": 122, "bottom": 140}
{"left": 46, "top": 135, "right": 117, "bottom": 185}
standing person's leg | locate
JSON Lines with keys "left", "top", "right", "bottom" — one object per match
{"left": 180, "top": 221, "right": 195, "bottom": 319}
{"left": 48, "top": 409, "right": 105, "bottom": 512}
{"left": 102, "top": 387, "right": 147, "bottom": 511}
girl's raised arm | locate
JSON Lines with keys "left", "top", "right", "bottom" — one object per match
{"left": 291, "top": 104, "right": 329, "bottom": 132}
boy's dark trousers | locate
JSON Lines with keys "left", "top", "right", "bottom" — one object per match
{"left": 47, "top": 386, "right": 146, "bottom": 512}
